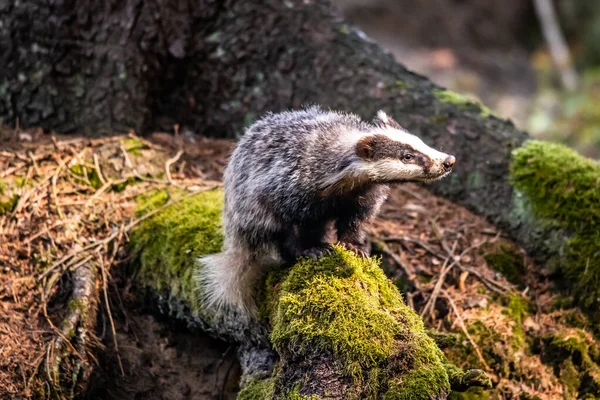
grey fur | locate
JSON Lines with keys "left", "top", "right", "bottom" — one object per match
{"left": 197, "top": 106, "right": 453, "bottom": 312}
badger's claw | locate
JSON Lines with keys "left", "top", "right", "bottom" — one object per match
{"left": 339, "top": 242, "right": 370, "bottom": 259}
{"left": 300, "top": 244, "right": 334, "bottom": 260}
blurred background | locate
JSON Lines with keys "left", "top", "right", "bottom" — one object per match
{"left": 333, "top": 0, "right": 600, "bottom": 159}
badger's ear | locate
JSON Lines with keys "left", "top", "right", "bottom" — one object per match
{"left": 356, "top": 135, "right": 376, "bottom": 159}
{"left": 374, "top": 110, "right": 402, "bottom": 129}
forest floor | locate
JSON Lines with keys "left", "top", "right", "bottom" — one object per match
{"left": 1, "top": 126, "right": 599, "bottom": 399}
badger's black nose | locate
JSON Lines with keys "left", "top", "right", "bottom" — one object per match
{"left": 442, "top": 155, "right": 456, "bottom": 170}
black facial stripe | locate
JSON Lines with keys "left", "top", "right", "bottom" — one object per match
{"left": 415, "top": 152, "right": 433, "bottom": 173}
{"left": 356, "top": 134, "right": 436, "bottom": 174}
{"left": 364, "top": 134, "right": 413, "bottom": 160}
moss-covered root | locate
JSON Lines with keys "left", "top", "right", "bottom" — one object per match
{"left": 129, "top": 189, "right": 277, "bottom": 380}
{"left": 252, "top": 247, "right": 492, "bottom": 399}
{"left": 510, "top": 141, "right": 600, "bottom": 310}
{"left": 129, "top": 191, "right": 490, "bottom": 398}
{"left": 130, "top": 189, "right": 224, "bottom": 309}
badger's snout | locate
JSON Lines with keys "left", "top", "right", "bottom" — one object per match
{"left": 442, "top": 155, "right": 456, "bottom": 171}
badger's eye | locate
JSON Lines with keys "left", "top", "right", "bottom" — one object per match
{"left": 403, "top": 154, "right": 414, "bottom": 162}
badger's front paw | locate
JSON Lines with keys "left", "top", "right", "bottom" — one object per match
{"left": 299, "top": 244, "right": 334, "bottom": 260}
{"left": 339, "top": 242, "right": 370, "bottom": 258}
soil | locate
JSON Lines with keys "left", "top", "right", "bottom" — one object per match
{"left": 85, "top": 303, "right": 240, "bottom": 400}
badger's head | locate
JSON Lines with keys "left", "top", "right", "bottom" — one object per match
{"left": 353, "top": 111, "right": 455, "bottom": 184}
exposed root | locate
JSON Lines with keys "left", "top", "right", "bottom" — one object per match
{"left": 44, "top": 262, "right": 98, "bottom": 399}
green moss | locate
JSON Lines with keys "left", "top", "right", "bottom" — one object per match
{"left": 271, "top": 249, "right": 401, "bottom": 370}
{"left": 0, "top": 194, "right": 18, "bottom": 215}
{"left": 444, "top": 298, "right": 530, "bottom": 380}
{"left": 430, "top": 114, "right": 449, "bottom": 125}
{"left": 484, "top": 244, "right": 525, "bottom": 284}
{"left": 111, "top": 176, "right": 140, "bottom": 193}
{"left": 510, "top": 141, "right": 600, "bottom": 309}
{"left": 560, "top": 359, "right": 581, "bottom": 399}
{"left": 121, "top": 137, "right": 145, "bottom": 155}
{"left": 433, "top": 89, "right": 496, "bottom": 118}
{"left": 542, "top": 328, "right": 600, "bottom": 397}
{"left": 129, "top": 189, "right": 224, "bottom": 307}
{"left": 70, "top": 164, "right": 103, "bottom": 189}
{"left": 386, "top": 80, "right": 413, "bottom": 91}
{"left": 14, "top": 177, "right": 29, "bottom": 188}
{"left": 426, "top": 330, "right": 459, "bottom": 349}
{"left": 503, "top": 294, "right": 531, "bottom": 325}
{"left": 283, "top": 389, "right": 322, "bottom": 400}
{"left": 269, "top": 246, "right": 459, "bottom": 398}
{"left": 238, "top": 377, "right": 277, "bottom": 400}
{"left": 448, "top": 387, "right": 490, "bottom": 400}
{"left": 238, "top": 375, "right": 324, "bottom": 400}
{"left": 503, "top": 294, "right": 531, "bottom": 350}
{"left": 67, "top": 299, "right": 86, "bottom": 314}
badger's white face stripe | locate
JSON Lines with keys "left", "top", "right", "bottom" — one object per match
{"left": 376, "top": 126, "right": 449, "bottom": 163}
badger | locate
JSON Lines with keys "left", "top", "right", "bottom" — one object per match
{"left": 198, "top": 106, "right": 455, "bottom": 312}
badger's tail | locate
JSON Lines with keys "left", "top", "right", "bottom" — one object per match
{"left": 196, "top": 247, "right": 266, "bottom": 313}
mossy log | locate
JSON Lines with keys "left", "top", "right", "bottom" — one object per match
{"left": 510, "top": 141, "right": 600, "bottom": 322}
{"left": 129, "top": 190, "right": 491, "bottom": 399}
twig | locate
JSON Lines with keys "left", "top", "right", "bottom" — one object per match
{"left": 83, "top": 177, "right": 131, "bottom": 208}
{"left": 165, "top": 150, "right": 184, "bottom": 185}
{"left": 28, "top": 151, "right": 41, "bottom": 177}
{"left": 385, "top": 236, "right": 446, "bottom": 260}
{"left": 442, "top": 289, "right": 491, "bottom": 372}
{"left": 421, "top": 240, "right": 458, "bottom": 319}
{"left": 370, "top": 235, "right": 419, "bottom": 287}
{"left": 99, "top": 255, "right": 124, "bottom": 376}
{"left": 38, "top": 186, "right": 219, "bottom": 281}
{"left": 430, "top": 221, "right": 510, "bottom": 293}
{"left": 23, "top": 221, "right": 65, "bottom": 244}
{"left": 51, "top": 162, "right": 65, "bottom": 220}
{"left": 93, "top": 154, "right": 107, "bottom": 185}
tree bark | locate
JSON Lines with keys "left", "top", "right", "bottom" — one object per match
{"left": 1, "top": 0, "right": 562, "bottom": 266}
